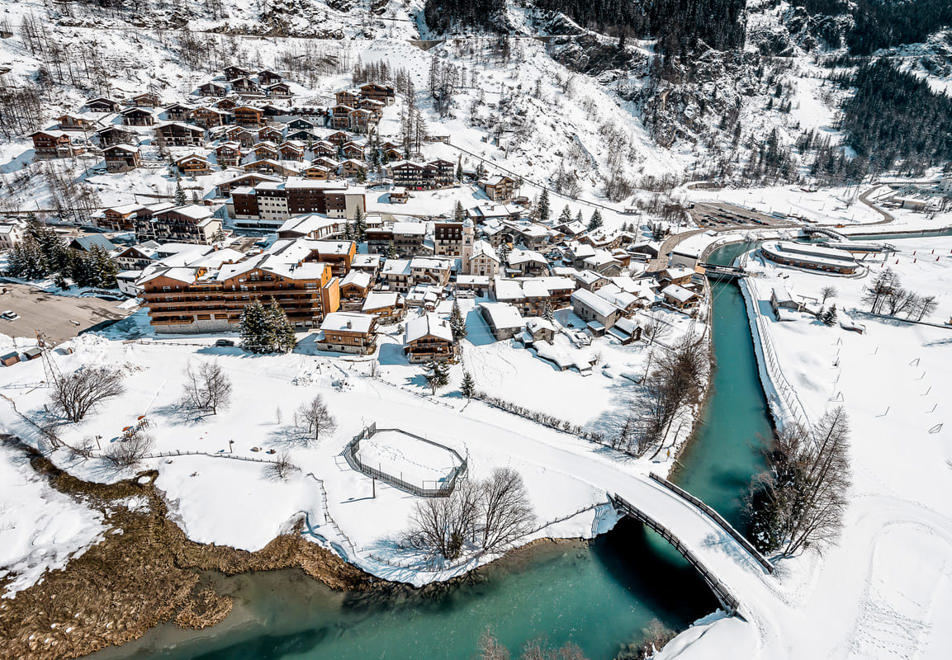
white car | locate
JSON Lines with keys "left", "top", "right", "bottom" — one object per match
{"left": 1, "top": 310, "right": 19, "bottom": 320}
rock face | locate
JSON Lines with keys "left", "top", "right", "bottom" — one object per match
{"left": 0, "top": 446, "right": 373, "bottom": 660}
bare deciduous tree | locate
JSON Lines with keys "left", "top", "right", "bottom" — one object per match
{"left": 51, "top": 366, "right": 124, "bottom": 422}
{"left": 182, "top": 361, "right": 232, "bottom": 415}
{"left": 265, "top": 451, "right": 295, "bottom": 480}
{"left": 748, "top": 407, "right": 851, "bottom": 556}
{"left": 103, "top": 433, "right": 154, "bottom": 469}
{"left": 480, "top": 468, "right": 535, "bottom": 552}
{"left": 819, "top": 286, "right": 837, "bottom": 305}
{"left": 294, "top": 395, "right": 337, "bottom": 444}
{"left": 408, "top": 469, "right": 535, "bottom": 560}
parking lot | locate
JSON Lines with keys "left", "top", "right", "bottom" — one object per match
{"left": 688, "top": 202, "right": 795, "bottom": 229}
{"left": 0, "top": 283, "right": 134, "bottom": 346}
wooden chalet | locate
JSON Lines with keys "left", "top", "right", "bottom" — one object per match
{"left": 85, "top": 97, "right": 121, "bottom": 112}
{"left": 132, "top": 91, "right": 160, "bottom": 107}
{"left": 198, "top": 81, "right": 227, "bottom": 97}
{"left": 233, "top": 105, "right": 264, "bottom": 127}
{"left": 258, "top": 125, "right": 283, "bottom": 143}
{"left": 316, "top": 312, "right": 377, "bottom": 355}
{"left": 215, "top": 142, "right": 242, "bottom": 167}
{"left": 155, "top": 122, "right": 205, "bottom": 147}
{"left": 97, "top": 125, "right": 136, "bottom": 146}
{"left": 176, "top": 154, "right": 212, "bottom": 176}
{"left": 163, "top": 102, "right": 193, "bottom": 122}
{"left": 30, "top": 130, "right": 77, "bottom": 159}
{"left": 404, "top": 313, "right": 455, "bottom": 363}
{"left": 103, "top": 144, "right": 141, "bottom": 172}
{"left": 266, "top": 82, "right": 292, "bottom": 98}
{"left": 190, "top": 106, "right": 230, "bottom": 128}
{"left": 57, "top": 113, "right": 95, "bottom": 131}
{"left": 120, "top": 107, "right": 155, "bottom": 126}
{"left": 258, "top": 69, "right": 283, "bottom": 85}
{"left": 359, "top": 83, "right": 396, "bottom": 105}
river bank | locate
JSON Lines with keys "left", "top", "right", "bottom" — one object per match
{"left": 0, "top": 436, "right": 373, "bottom": 660}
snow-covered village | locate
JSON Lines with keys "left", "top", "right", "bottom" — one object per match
{"left": 1, "top": 1, "right": 952, "bottom": 659}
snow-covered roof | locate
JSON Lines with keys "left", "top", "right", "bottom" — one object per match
{"left": 571, "top": 287, "right": 620, "bottom": 318}
{"left": 472, "top": 239, "right": 498, "bottom": 262}
{"left": 508, "top": 249, "right": 547, "bottom": 266}
{"left": 341, "top": 270, "right": 371, "bottom": 289}
{"left": 320, "top": 312, "right": 375, "bottom": 334}
{"left": 661, "top": 284, "right": 697, "bottom": 303}
{"left": 392, "top": 221, "right": 426, "bottom": 236}
{"left": 480, "top": 302, "right": 525, "bottom": 330}
{"left": 363, "top": 291, "right": 400, "bottom": 311}
{"left": 405, "top": 312, "right": 453, "bottom": 343}
{"left": 381, "top": 259, "right": 411, "bottom": 276}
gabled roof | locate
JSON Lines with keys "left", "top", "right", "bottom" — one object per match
{"left": 405, "top": 312, "right": 453, "bottom": 343}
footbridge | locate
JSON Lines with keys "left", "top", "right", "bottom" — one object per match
{"left": 609, "top": 473, "right": 775, "bottom": 619}
{"left": 698, "top": 262, "right": 747, "bottom": 281}
{"left": 802, "top": 227, "right": 848, "bottom": 241}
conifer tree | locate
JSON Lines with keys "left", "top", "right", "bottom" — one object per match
{"left": 454, "top": 200, "right": 465, "bottom": 223}
{"left": 450, "top": 299, "right": 467, "bottom": 341}
{"left": 588, "top": 209, "right": 603, "bottom": 230}
{"left": 267, "top": 299, "right": 297, "bottom": 353}
{"left": 174, "top": 179, "right": 187, "bottom": 206}
{"left": 460, "top": 371, "right": 476, "bottom": 399}
{"left": 354, "top": 207, "right": 366, "bottom": 242}
{"left": 537, "top": 188, "right": 550, "bottom": 223}
{"left": 240, "top": 299, "right": 269, "bottom": 352}
{"left": 424, "top": 359, "right": 450, "bottom": 395}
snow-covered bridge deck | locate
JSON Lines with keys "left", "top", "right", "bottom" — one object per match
{"left": 608, "top": 473, "right": 777, "bottom": 621}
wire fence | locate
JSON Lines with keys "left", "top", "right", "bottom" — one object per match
{"left": 741, "top": 278, "right": 812, "bottom": 428}
{"left": 144, "top": 449, "right": 281, "bottom": 464}
{"left": 342, "top": 423, "right": 467, "bottom": 498}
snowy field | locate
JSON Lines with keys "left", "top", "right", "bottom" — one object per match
{"left": 0, "top": 313, "right": 678, "bottom": 587}
{"left": 662, "top": 235, "right": 952, "bottom": 659}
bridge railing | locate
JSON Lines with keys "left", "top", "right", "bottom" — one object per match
{"left": 648, "top": 473, "right": 775, "bottom": 574}
{"left": 610, "top": 494, "right": 741, "bottom": 617}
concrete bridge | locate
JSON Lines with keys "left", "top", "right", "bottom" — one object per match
{"left": 609, "top": 473, "right": 775, "bottom": 619}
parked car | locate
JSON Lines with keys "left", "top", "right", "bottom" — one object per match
{"left": 214, "top": 339, "right": 235, "bottom": 347}
{"left": 1, "top": 310, "right": 19, "bottom": 320}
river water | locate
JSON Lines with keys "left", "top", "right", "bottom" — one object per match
{"left": 90, "top": 243, "right": 770, "bottom": 660}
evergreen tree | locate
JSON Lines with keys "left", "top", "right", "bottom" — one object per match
{"left": 239, "top": 299, "right": 269, "bottom": 353}
{"left": 267, "top": 299, "right": 297, "bottom": 353}
{"left": 454, "top": 200, "right": 465, "bottom": 223}
{"left": 575, "top": 210, "right": 583, "bottom": 224}
{"left": 557, "top": 205, "right": 572, "bottom": 224}
{"left": 449, "top": 299, "right": 467, "bottom": 341}
{"left": 588, "top": 209, "right": 603, "bottom": 230}
{"left": 822, "top": 305, "right": 838, "bottom": 327}
{"left": 456, "top": 155, "right": 463, "bottom": 181}
{"left": 174, "top": 179, "right": 187, "bottom": 206}
{"left": 424, "top": 359, "right": 450, "bottom": 395}
{"left": 89, "top": 246, "right": 118, "bottom": 288}
{"left": 460, "top": 371, "right": 476, "bottom": 399}
{"left": 354, "top": 207, "right": 366, "bottom": 242}
{"left": 537, "top": 188, "right": 550, "bottom": 223}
